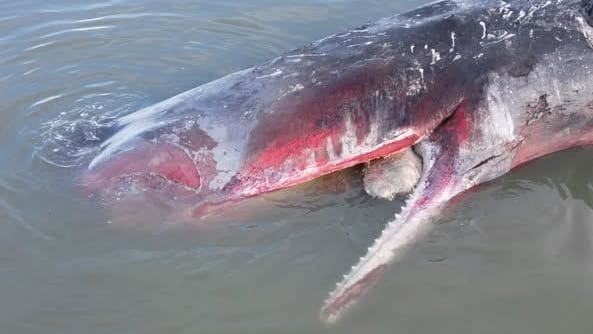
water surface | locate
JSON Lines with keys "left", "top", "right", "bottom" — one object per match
{"left": 2, "top": 1, "right": 593, "bottom": 333}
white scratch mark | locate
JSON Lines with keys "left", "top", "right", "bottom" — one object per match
{"left": 576, "top": 16, "right": 593, "bottom": 49}
{"left": 449, "top": 32, "right": 456, "bottom": 53}
{"left": 286, "top": 53, "right": 327, "bottom": 58}
{"left": 480, "top": 21, "right": 487, "bottom": 39}
{"left": 430, "top": 49, "right": 441, "bottom": 65}
{"left": 347, "top": 41, "right": 373, "bottom": 48}
{"left": 502, "top": 9, "right": 513, "bottom": 20}
{"left": 282, "top": 72, "right": 300, "bottom": 79}
{"left": 314, "top": 33, "right": 336, "bottom": 45}
{"left": 256, "top": 69, "right": 283, "bottom": 79}
{"left": 287, "top": 83, "right": 304, "bottom": 93}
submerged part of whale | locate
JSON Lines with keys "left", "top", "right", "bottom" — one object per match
{"left": 81, "top": 0, "right": 593, "bottom": 324}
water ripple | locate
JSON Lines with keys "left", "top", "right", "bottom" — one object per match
{"left": 24, "top": 40, "right": 57, "bottom": 51}
{"left": 37, "top": 0, "right": 127, "bottom": 13}
{"left": 38, "top": 25, "right": 116, "bottom": 39}
{"left": 73, "top": 12, "right": 185, "bottom": 24}
{"left": 30, "top": 94, "right": 64, "bottom": 108}
{"left": 32, "top": 90, "right": 148, "bottom": 168}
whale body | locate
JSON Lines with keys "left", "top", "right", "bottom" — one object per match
{"left": 82, "top": 0, "right": 593, "bottom": 323}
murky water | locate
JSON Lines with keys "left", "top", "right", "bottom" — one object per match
{"left": 3, "top": 1, "right": 593, "bottom": 333}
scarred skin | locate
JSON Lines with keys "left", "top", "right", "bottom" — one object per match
{"left": 82, "top": 1, "right": 473, "bottom": 211}
{"left": 82, "top": 0, "right": 593, "bottom": 324}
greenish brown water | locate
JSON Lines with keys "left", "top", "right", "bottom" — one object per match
{"left": 2, "top": 1, "right": 593, "bottom": 333}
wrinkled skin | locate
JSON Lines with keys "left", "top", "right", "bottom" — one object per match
{"left": 363, "top": 148, "right": 422, "bottom": 200}
{"left": 82, "top": 0, "right": 593, "bottom": 324}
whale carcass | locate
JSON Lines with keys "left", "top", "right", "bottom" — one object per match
{"left": 82, "top": 0, "right": 593, "bottom": 323}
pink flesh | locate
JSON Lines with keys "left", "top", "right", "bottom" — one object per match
{"left": 81, "top": 141, "right": 200, "bottom": 193}
{"left": 236, "top": 134, "right": 420, "bottom": 197}
{"left": 187, "top": 133, "right": 421, "bottom": 217}
{"left": 513, "top": 122, "right": 593, "bottom": 168}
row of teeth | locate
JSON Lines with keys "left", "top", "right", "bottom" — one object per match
{"left": 321, "top": 143, "right": 438, "bottom": 323}
{"left": 320, "top": 191, "right": 418, "bottom": 323}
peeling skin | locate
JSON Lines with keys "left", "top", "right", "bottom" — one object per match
{"left": 449, "top": 31, "right": 456, "bottom": 52}
{"left": 480, "top": 21, "right": 487, "bottom": 39}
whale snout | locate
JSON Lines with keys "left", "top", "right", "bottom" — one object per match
{"left": 80, "top": 140, "right": 202, "bottom": 196}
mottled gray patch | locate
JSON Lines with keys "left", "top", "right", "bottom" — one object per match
{"left": 508, "top": 54, "right": 537, "bottom": 77}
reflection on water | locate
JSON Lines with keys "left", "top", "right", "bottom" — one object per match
{"left": 2, "top": 0, "right": 593, "bottom": 333}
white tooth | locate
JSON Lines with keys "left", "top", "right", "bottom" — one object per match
{"left": 321, "top": 144, "right": 453, "bottom": 323}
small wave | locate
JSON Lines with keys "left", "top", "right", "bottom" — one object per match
{"left": 37, "top": 0, "right": 127, "bottom": 13}
{"left": 24, "top": 40, "right": 57, "bottom": 52}
{"left": 30, "top": 94, "right": 64, "bottom": 108}
{"left": 33, "top": 91, "right": 147, "bottom": 168}
{"left": 38, "top": 25, "right": 115, "bottom": 39}
{"left": 35, "top": 115, "right": 116, "bottom": 168}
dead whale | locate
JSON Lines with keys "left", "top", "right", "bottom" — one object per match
{"left": 81, "top": 0, "right": 593, "bottom": 323}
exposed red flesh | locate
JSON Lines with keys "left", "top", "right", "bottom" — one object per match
{"left": 81, "top": 142, "right": 200, "bottom": 193}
